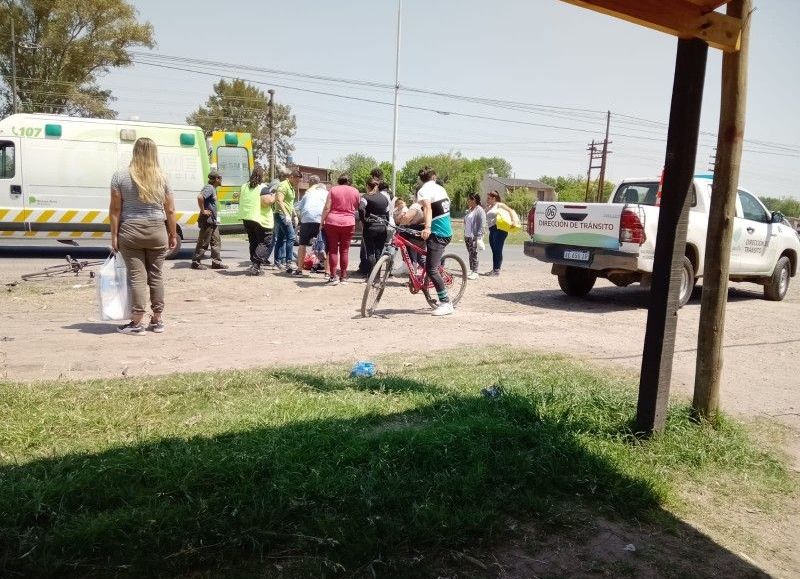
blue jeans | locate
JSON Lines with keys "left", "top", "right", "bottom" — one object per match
{"left": 274, "top": 213, "right": 296, "bottom": 264}
{"left": 489, "top": 225, "right": 507, "bottom": 271}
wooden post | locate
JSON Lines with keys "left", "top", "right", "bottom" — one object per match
{"left": 693, "top": 0, "right": 751, "bottom": 419}
{"left": 636, "top": 37, "right": 708, "bottom": 435}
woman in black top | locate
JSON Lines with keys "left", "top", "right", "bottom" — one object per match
{"left": 359, "top": 178, "right": 390, "bottom": 273}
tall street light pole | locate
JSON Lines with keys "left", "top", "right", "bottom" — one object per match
{"left": 390, "top": 0, "right": 402, "bottom": 195}
{"left": 268, "top": 89, "right": 275, "bottom": 181}
{"left": 8, "top": 0, "right": 18, "bottom": 114}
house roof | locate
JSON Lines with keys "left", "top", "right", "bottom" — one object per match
{"left": 484, "top": 174, "right": 553, "bottom": 191}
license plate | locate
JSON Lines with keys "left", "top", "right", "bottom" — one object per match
{"left": 563, "top": 250, "right": 590, "bottom": 262}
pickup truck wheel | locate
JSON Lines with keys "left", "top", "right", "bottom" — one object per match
{"left": 557, "top": 267, "right": 597, "bottom": 297}
{"left": 678, "top": 256, "right": 695, "bottom": 308}
{"left": 764, "top": 256, "right": 791, "bottom": 301}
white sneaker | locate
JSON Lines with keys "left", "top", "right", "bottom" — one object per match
{"left": 467, "top": 271, "right": 479, "bottom": 280}
{"left": 432, "top": 302, "right": 454, "bottom": 316}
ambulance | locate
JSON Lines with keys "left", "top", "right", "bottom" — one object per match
{"left": 0, "top": 113, "right": 253, "bottom": 255}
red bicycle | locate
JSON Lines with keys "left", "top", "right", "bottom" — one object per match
{"left": 361, "top": 218, "right": 467, "bottom": 317}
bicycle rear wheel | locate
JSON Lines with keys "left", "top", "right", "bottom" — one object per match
{"left": 422, "top": 253, "right": 468, "bottom": 307}
{"left": 361, "top": 254, "right": 393, "bottom": 317}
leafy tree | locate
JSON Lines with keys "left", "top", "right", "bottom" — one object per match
{"left": 398, "top": 153, "right": 512, "bottom": 212}
{"left": 464, "top": 157, "right": 512, "bottom": 178}
{"left": 187, "top": 79, "right": 296, "bottom": 166}
{"left": 760, "top": 196, "right": 800, "bottom": 218}
{"left": 505, "top": 188, "right": 536, "bottom": 217}
{"left": 0, "top": 0, "right": 154, "bottom": 118}
{"left": 539, "top": 175, "right": 614, "bottom": 203}
{"left": 331, "top": 153, "right": 378, "bottom": 192}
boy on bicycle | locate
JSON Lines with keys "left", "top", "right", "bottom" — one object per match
{"left": 417, "top": 167, "right": 454, "bottom": 316}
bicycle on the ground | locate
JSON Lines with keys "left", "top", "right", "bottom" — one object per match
{"left": 361, "top": 217, "right": 467, "bottom": 317}
{"left": 21, "top": 255, "right": 106, "bottom": 281}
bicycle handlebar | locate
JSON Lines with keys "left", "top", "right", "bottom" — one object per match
{"left": 365, "top": 215, "right": 422, "bottom": 237}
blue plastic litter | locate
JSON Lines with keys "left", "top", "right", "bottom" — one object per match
{"left": 350, "top": 361, "right": 376, "bottom": 378}
{"left": 480, "top": 384, "right": 504, "bottom": 399}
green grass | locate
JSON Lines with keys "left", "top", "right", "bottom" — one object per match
{"left": 0, "top": 348, "right": 793, "bottom": 577}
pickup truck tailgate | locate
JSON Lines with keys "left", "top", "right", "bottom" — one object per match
{"left": 534, "top": 202, "right": 625, "bottom": 250}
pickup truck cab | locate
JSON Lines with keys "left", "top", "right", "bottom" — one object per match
{"left": 524, "top": 176, "right": 800, "bottom": 306}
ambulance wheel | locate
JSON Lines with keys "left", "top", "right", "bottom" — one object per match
{"left": 165, "top": 235, "right": 182, "bottom": 260}
{"left": 557, "top": 267, "right": 596, "bottom": 297}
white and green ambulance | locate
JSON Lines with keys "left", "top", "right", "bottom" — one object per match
{"left": 0, "top": 113, "right": 253, "bottom": 255}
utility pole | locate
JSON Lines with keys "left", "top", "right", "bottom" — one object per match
{"left": 10, "top": 3, "right": 18, "bottom": 114}
{"left": 267, "top": 89, "right": 275, "bottom": 180}
{"left": 693, "top": 0, "right": 751, "bottom": 420}
{"left": 584, "top": 140, "right": 601, "bottom": 201}
{"left": 390, "top": 0, "right": 402, "bottom": 195}
{"left": 596, "top": 111, "right": 612, "bottom": 202}
{"left": 707, "top": 147, "right": 717, "bottom": 173}
{"left": 584, "top": 114, "right": 612, "bottom": 203}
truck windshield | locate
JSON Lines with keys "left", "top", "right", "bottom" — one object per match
{"left": 612, "top": 182, "right": 660, "bottom": 205}
{"left": 612, "top": 181, "right": 697, "bottom": 207}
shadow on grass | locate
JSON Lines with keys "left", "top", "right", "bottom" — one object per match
{"left": 0, "top": 372, "right": 770, "bottom": 578}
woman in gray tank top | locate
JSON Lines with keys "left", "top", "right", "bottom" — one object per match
{"left": 109, "top": 137, "right": 177, "bottom": 335}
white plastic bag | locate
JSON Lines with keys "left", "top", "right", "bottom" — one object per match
{"left": 391, "top": 258, "right": 409, "bottom": 277}
{"left": 477, "top": 238, "right": 486, "bottom": 251}
{"left": 97, "top": 253, "right": 131, "bottom": 321}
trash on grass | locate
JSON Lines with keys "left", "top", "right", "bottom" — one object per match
{"left": 480, "top": 384, "right": 504, "bottom": 399}
{"left": 624, "top": 544, "right": 636, "bottom": 552}
{"left": 351, "top": 361, "right": 376, "bottom": 378}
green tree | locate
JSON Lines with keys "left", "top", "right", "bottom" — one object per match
{"left": 760, "top": 196, "right": 800, "bottom": 218}
{"left": 464, "top": 157, "right": 512, "bottom": 178}
{"left": 505, "top": 188, "right": 536, "bottom": 217}
{"left": 0, "top": 0, "right": 154, "bottom": 118}
{"left": 331, "top": 153, "right": 378, "bottom": 192}
{"left": 539, "top": 175, "right": 614, "bottom": 203}
{"left": 187, "top": 79, "right": 296, "bottom": 165}
{"left": 398, "top": 153, "right": 513, "bottom": 213}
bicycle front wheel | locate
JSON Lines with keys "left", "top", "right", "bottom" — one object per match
{"left": 21, "top": 264, "right": 75, "bottom": 281}
{"left": 361, "top": 254, "right": 393, "bottom": 317}
{"left": 422, "top": 253, "right": 468, "bottom": 307}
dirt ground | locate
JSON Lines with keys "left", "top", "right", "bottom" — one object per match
{"left": 1, "top": 241, "right": 799, "bottom": 577}
{"left": 1, "top": 243, "right": 797, "bottom": 432}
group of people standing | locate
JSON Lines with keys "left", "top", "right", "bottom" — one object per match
{"left": 110, "top": 137, "right": 517, "bottom": 333}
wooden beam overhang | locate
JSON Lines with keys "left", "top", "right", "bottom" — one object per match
{"left": 560, "top": 0, "right": 742, "bottom": 52}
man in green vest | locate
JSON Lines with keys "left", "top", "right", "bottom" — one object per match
{"left": 273, "top": 168, "right": 302, "bottom": 271}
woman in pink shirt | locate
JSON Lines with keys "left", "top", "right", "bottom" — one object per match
{"left": 320, "top": 174, "right": 361, "bottom": 285}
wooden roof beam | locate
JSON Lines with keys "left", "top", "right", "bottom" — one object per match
{"left": 560, "top": 0, "right": 742, "bottom": 52}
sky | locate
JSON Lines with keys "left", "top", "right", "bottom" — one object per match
{"left": 103, "top": 0, "right": 800, "bottom": 198}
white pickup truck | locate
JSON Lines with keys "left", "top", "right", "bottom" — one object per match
{"left": 524, "top": 176, "right": 800, "bottom": 306}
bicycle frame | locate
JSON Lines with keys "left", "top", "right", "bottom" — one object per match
{"left": 383, "top": 228, "right": 452, "bottom": 293}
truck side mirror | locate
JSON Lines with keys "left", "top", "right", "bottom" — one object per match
{"left": 771, "top": 211, "right": 785, "bottom": 224}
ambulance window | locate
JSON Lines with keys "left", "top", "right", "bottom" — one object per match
{"left": 216, "top": 146, "right": 250, "bottom": 186}
{"left": 0, "top": 141, "right": 14, "bottom": 179}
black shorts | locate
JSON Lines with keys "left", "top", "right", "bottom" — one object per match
{"left": 298, "top": 222, "right": 321, "bottom": 246}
